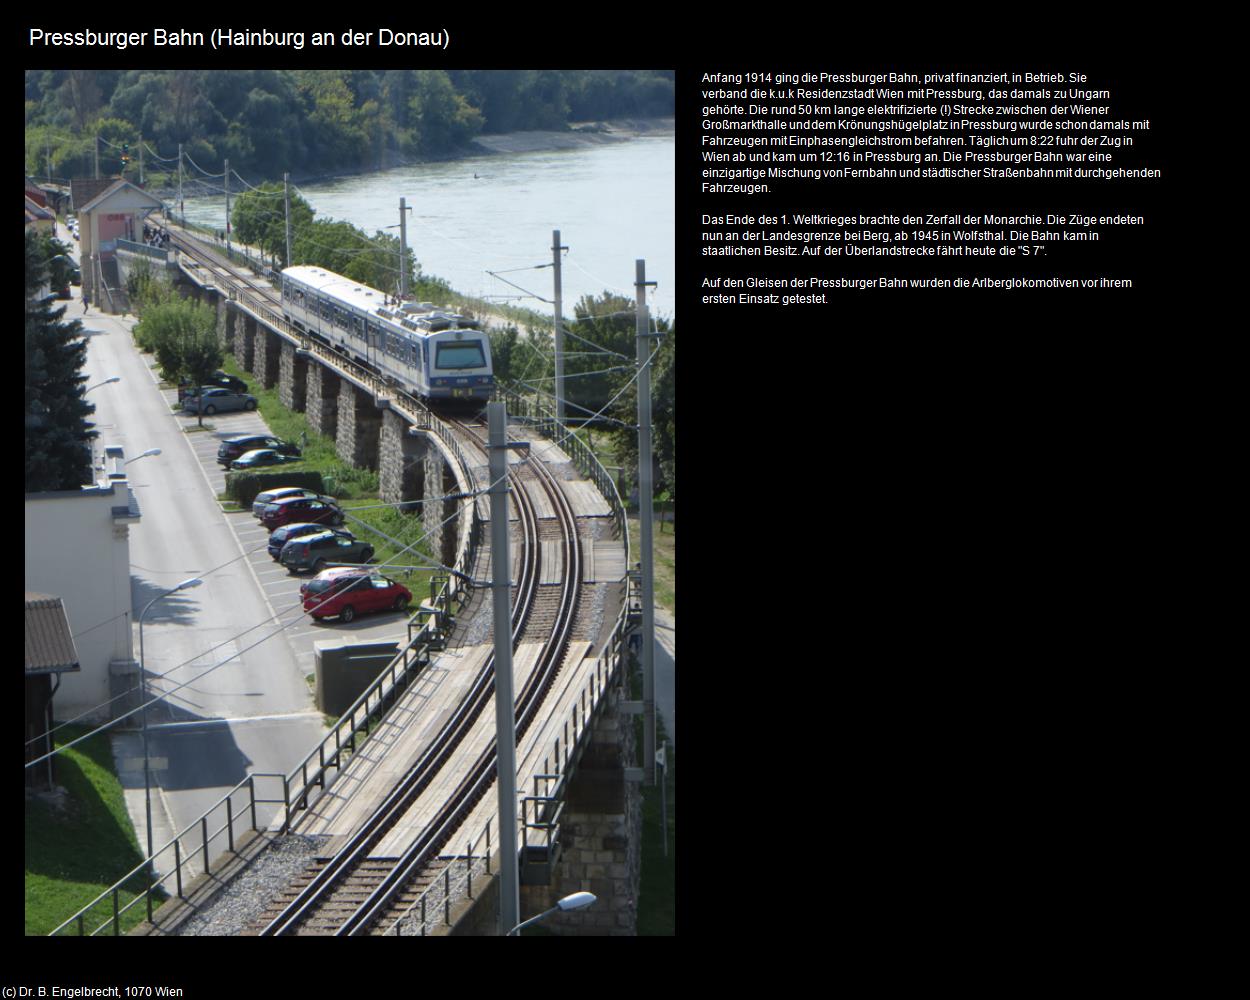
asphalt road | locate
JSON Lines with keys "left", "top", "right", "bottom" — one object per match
{"left": 72, "top": 261, "right": 676, "bottom": 873}
{"left": 73, "top": 278, "right": 334, "bottom": 864}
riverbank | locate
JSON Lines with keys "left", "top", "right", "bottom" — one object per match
{"left": 470, "top": 117, "right": 674, "bottom": 156}
{"left": 147, "top": 118, "right": 675, "bottom": 194}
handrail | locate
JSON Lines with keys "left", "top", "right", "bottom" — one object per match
{"left": 380, "top": 588, "right": 634, "bottom": 937}
{"left": 496, "top": 385, "right": 632, "bottom": 567}
{"left": 51, "top": 228, "right": 624, "bottom": 937}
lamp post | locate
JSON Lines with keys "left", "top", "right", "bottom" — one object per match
{"left": 125, "top": 447, "right": 161, "bottom": 465}
{"left": 508, "top": 891, "right": 596, "bottom": 936}
{"left": 85, "top": 375, "right": 121, "bottom": 392}
{"left": 137, "top": 577, "right": 202, "bottom": 862}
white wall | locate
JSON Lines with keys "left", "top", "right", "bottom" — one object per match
{"left": 25, "top": 484, "right": 135, "bottom": 722}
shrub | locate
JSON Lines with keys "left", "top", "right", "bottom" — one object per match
{"left": 225, "top": 469, "right": 326, "bottom": 506}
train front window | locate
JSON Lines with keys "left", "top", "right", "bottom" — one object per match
{"left": 434, "top": 342, "right": 486, "bottom": 370}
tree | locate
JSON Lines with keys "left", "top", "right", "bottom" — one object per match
{"left": 25, "top": 231, "right": 96, "bottom": 492}
{"left": 563, "top": 293, "right": 675, "bottom": 498}
{"left": 232, "top": 184, "right": 313, "bottom": 266}
{"left": 132, "top": 297, "right": 221, "bottom": 423}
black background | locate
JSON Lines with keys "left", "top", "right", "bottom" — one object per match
{"left": 19, "top": 10, "right": 1202, "bottom": 964}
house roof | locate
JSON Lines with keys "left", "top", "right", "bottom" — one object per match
{"left": 77, "top": 178, "right": 162, "bottom": 216}
{"left": 70, "top": 177, "right": 114, "bottom": 213}
{"left": 25, "top": 195, "right": 53, "bottom": 220}
{"left": 25, "top": 593, "right": 82, "bottom": 675}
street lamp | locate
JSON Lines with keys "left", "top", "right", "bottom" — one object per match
{"left": 508, "top": 891, "right": 597, "bottom": 936}
{"left": 137, "top": 577, "right": 203, "bottom": 865}
{"left": 86, "top": 375, "right": 121, "bottom": 392}
{"left": 125, "top": 447, "right": 161, "bottom": 465}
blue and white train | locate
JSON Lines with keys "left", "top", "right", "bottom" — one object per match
{"left": 280, "top": 265, "right": 494, "bottom": 403}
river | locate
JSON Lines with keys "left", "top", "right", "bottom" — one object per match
{"left": 176, "top": 130, "right": 676, "bottom": 321}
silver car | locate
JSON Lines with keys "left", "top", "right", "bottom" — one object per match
{"left": 183, "top": 387, "right": 258, "bottom": 415}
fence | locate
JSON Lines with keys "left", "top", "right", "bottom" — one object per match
{"left": 50, "top": 561, "right": 474, "bottom": 936}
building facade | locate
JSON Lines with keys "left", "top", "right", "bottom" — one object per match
{"left": 24, "top": 449, "right": 141, "bottom": 723}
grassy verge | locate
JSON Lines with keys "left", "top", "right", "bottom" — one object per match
{"left": 25, "top": 724, "right": 163, "bottom": 936}
{"left": 217, "top": 355, "right": 379, "bottom": 500}
{"left": 632, "top": 677, "right": 676, "bottom": 936}
{"left": 216, "top": 356, "right": 438, "bottom": 594}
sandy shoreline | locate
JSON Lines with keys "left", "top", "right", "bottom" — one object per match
{"left": 469, "top": 117, "right": 675, "bottom": 156}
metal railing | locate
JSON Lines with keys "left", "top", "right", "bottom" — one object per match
{"left": 51, "top": 466, "right": 483, "bottom": 936}
{"left": 497, "top": 386, "right": 631, "bottom": 562}
{"left": 115, "top": 238, "right": 171, "bottom": 262}
{"left": 378, "top": 581, "right": 635, "bottom": 937}
{"left": 48, "top": 773, "right": 286, "bottom": 936}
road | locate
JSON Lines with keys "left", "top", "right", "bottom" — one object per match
{"left": 71, "top": 270, "right": 328, "bottom": 866}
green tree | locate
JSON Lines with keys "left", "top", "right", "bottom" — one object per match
{"left": 290, "top": 218, "right": 418, "bottom": 295}
{"left": 25, "top": 231, "right": 96, "bottom": 492}
{"left": 133, "top": 297, "right": 221, "bottom": 425}
{"left": 564, "top": 293, "right": 675, "bottom": 498}
{"left": 232, "top": 184, "right": 314, "bottom": 266}
{"left": 408, "top": 71, "right": 484, "bottom": 154}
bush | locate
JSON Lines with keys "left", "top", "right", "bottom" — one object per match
{"left": 226, "top": 469, "right": 326, "bottom": 505}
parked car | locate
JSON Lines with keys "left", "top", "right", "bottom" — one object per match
{"left": 281, "top": 529, "right": 374, "bottom": 574}
{"left": 301, "top": 568, "right": 411, "bottom": 622}
{"left": 218, "top": 435, "right": 302, "bottom": 468}
{"left": 268, "top": 522, "right": 351, "bottom": 561}
{"left": 231, "top": 448, "right": 302, "bottom": 470}
{"left": 182, "top": 387, "right": 257, "bottom": 415}
{"left": 252, "top": 487, "right": 336, "bottom": 519}
{"left": 69, "top": 264, "right": 81, "bottom": 286}
{"left": 179, "top": 371, "right": 248, "bottom": 402}
{"left": 259, "top": 496, "right": 345, "bottom": 532}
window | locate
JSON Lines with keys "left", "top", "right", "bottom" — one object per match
{"left": 435, "top": 341, "right": 486, "bottom": 370}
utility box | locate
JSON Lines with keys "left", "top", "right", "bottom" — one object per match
{"left": 314, "top": 639, "right": 400, "bottom": 717}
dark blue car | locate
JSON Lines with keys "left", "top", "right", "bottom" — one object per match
{"left": 268, "top": 522, "right": 353, "bottom": 561}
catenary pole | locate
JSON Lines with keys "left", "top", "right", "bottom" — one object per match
{"left": 399, "top": 198, "right": 410, "bottom": 300}
{"left": 224, "top": 159, "right": 231, "bottom": 254}
{"left": 636, "top": 259, "right": 659, "bottom": 786}
{"left": 488, "top": 402, "right": 520, "bottom": 934}
{"left": 552, "top": 230, "right": 567, "bottom": 422}
{"left": 284, "top": 173, "right": 292, "bottom": 268}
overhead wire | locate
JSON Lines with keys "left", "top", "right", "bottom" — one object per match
{"left": 24, "top": 478, "right": 493, "bottom": 762}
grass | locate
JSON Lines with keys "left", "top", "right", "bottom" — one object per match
{"left": 25, "top": 724, "right": 163, "bottom": 936}
{"left": 217, "top": 355, "right": 438, "bottom": 595}
{"left": 219, "top": 345, "right": 675, "bottom": 934}
{"left": 634, "top": 684, "right": 676, "bottom": 935}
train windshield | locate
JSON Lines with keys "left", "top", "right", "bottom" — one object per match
{"left": 435, "top": 341, "right": 487, "bottom": 370}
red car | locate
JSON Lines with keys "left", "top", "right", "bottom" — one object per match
{"left": 301, "top": 568, "right": 412, "bottom": 622}
{"left": 260, "top": 496, "right": 345, "bottom": 532}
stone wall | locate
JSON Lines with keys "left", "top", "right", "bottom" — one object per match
{"left": 233, "top": 311, "right": 255, "bottom": 372}
{"left": 335, "top": 380, "right": 382, "bottom": 471}
{"left": 520, "top": 681, "right": 641, "bottom": 935}
{"left": 253, "top": 327, "right": 280, "bottom": 389}
{"left": 278, "top": 341, "right": 307, "bottom": 412}
{"left": 380, "top": 411, "right": 427, "bottom": 506}
{"left": 304, "top": 364, "right": 338, "bottom": 439}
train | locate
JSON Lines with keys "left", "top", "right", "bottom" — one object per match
{"left": 279, "top": 265, "right": 495, "bottom": 403}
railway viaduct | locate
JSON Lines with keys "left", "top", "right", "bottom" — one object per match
{"left": 107, "top": 237, "right": 646, "bottom": 936}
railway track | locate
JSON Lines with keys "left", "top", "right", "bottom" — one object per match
{"left": 249, "top": 417, "right": 581, "bottom": 936}
{"left": 158, "top": 228, "right": 594, "bottom": 936}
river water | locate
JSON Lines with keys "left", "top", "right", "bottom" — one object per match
{"left": 177, "top": 132, "right": 676, "bottom": 321}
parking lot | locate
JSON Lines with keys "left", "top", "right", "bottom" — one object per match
{"left": 170, "top": 394, "right": 419, "bottom": 686}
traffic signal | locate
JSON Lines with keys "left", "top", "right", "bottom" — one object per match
{"left": 121, "top": 142, "right": 130, "bottom": 165}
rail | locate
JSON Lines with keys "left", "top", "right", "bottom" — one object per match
{"left": 379, "top": 585, "right": 635, "bottom": 936}
{"left": 497, "top": 385, "right": 631, "bottom": 564}
{"left": 51, "top": 493, "right": 482, "bottom": 935}
{"left": 50, "top": 228, "right": 628, "bottom": 936}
